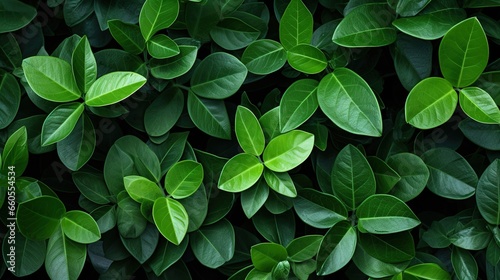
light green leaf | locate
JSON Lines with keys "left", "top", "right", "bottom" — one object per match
{"left": 22, "top": 56, "right": 81, "bottom": 102}
{"left": 108, "top": 19, "right": 146, "bottom": 54}
{"left": 150, "top": 45, "right": 198, "bottom": 80}
{"left": 57, "top": 113, "right": 95, "bottom": 171}
{"left": 439, "top": 17, "right": 489, "bottom": 87}
{"left": 41, "top": 102, "right": 85, "bottom": 146}
{"left": 263, "top": 169, "right": 297, "bottom": 198}
{"left": 279, "top": 79, "right": 318, "bottom": 133}
{"left": 476, "top": 159, "right": 500, "bottom": 225}
{"left": 139, "top": 0, "right": 179, "bottom": 41}
{"left": 459, "top": 87, "right": 500, "bottom": 124}
{"left": 421, "top": 148, "right": 477, "bottom": 199}
{"left": 405, "top": 77, "right": 458, "bottom": 129}
{"left": 357, "top": 194, "right": 421, "bottom": 234}
{"left": 279, "top": 0, "right": 313, "bottom": 50}
{"left": 293, "top": 188, "right": 348, "bottom": 229}
{"left": 317, "top": 68, "right": 383, "bottom": 137}
{"left": 1, "top": 126, "right": 28, "bottom": 175}
{"left": 251, "top": 242, "right": 288, "bottom": 272}
{"left": 165, "top": 160, "right": 203, "bottom": 199}
{"left": 331, "top": 144, "right": 376, "bottom": 210}
{"left": 124, "top": 175, "right": 164, "bottom": 203}
{"left": 241, "top": 39, "right": 287, "bottom": 75}
{"left": 286, "top": 235, "right": 323, "bottom": 262}
{"left": 392, "top": 0, "right": 466, "bottom": 40}
{"left": 235, "top": 105, "right": 265, "bottom": 156}
{"left": 45, "top": 227, "right": 86, "bottom": 280}
{"left": 333, "top": 3, "right": 397, "bottom": 47}
{"left": 61, "top": 210, "right": 101, "bottom": 244}
{"left": 219, "top": 153, "right": 263, "bottom": 193}
{"left": 403, "top": 263, "right": 451, "bottom": 280}
{"left": 190, "top": 52, "right": 248, "bottom": 99}
{"left": 153, "top": 197, "right": 189, "bottom": 245}
{"left": 263, "top": 130, "right": 314, "bottom": 172}
{"left": 316, "top": 220, "right": 357, "bottom": 275}
{"left": 71, "top": 36, "right": 96, "bottom": 93}
{"left": 287, "top": 44, "right": 327, "bottom": 74}
{"left": 0, "top": 0, "right": 37, "bottom": 33}
{"left": 85, "top": 71, "right": 147, "bottom": 107}
{"left": 190, "top": 219, "right": 235, "bottom": 268}
{"left": 187, "top": 91, "right": 231, "bottom": 139}
{"left": 0, "top": 73, "right": 21, "bottom": 129}
{"left": 147, "top": 34, "right": 180, "bottom": 59}
{"left": 18, "top": 196, "right": 66, "bottom": 240}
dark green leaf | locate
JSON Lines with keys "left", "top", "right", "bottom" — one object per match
{"left": 293, "top": 188, "right": 348, "bottom": 228}
{"left": 477, "top": 159, "right": 500, "bottom": 225}
{"left": 316, "top": 220, "right": 357, "bottom": 275}
{"left": 190, "top": 219, "right": 235, "bottom": 268}
{"left": 18, "top": 196, "right": 66, "bottom": 240}
{"left": 187, "top": 91, "right": 231, "bottom": 139}
{"left": 251, "top": 242, "right": 287, "bottom": 272}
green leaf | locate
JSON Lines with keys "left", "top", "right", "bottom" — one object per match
{"left": 246, "top": 269, "right": 272, "bottom": 280}
{"left": 187, "top": 90, "right": 231, "bottom": 139}
{"left": 251, "top": 242, "right": 288, "bottom": 272}
{"left": 45, "top": 227, "right": 86, "bottom": 280}
{"left": 405, "top": 77, "right": 458, "bottom": 129}
{"left": 61, "top": 210, "right": 101, "bottom": 244}
{"left": 293, "top": 188, "right": 348, "bottom": 228}
{"left": 235, "top": 105, "right": 265, "bottom": 156}
{"left": 286, "top": 235, "right": 323, "bottom": 262}
{"left": 120, "top": 223, "right": 159, "bottom": 264}
{"left": 421, "top": 148, "right": 477, "bottom": 199}
{"left": 22, "top": 56, "right": 81, "bottom": 102}
{"left": 0, "top": 0, "right": 37, "bottom": 33}
{"left": 85, "top": 71, "right": 147, "bottom": 107}
{"left": 396, "top": 0, "right": 431, "bottom": 17}
{"left": 124, "top": 175, "right": 164, "bottom": 203}
{"left": 147, "top": 34, "right": 180, "bottom": 59}
{"left": 464, "top": 0, "right": 500, "bottom": 7}
{"left": 260, "top": 107, "right": 281, "bottom": 141}
{"left": 279, "top": 79, "right": 318, "bottom": 133}
{"left": 1, "top": 232, "right": 45, "bottom": 277}
{"left": 41, "top": 102, "right": 84, "bottom": 146}
{"left": 287, "top": 44, "right": 327, "bottom": 74}
{"left": 72, "top": 36, "right": 96, "bottom": 93}
{"left": 439, "top": 17, "right": 489, "bottom": 87}
{"left": 452, "top": 246, "right": 478, "bottom": 280}
{"left": 18, "top": 196, "right": 66, "bottom": 240}
{"left": 153, "top": 197, "right": 189, "bottom": 245}
{"left": 144, "top": 87, "right": 184, "bottom": 137}
{"left": 148, "top": 237, "right": 189, "bottom": 276}
{"left": 476, "top": 159, "right": 500, "bottom": 225}
{"left": 190, "top": 52, "right": 248, "bottom": 99}
{"left": 392, "top": 0, "right": 466, "bottom": 40}
{"left": 150, "top": 45, "right": 198, "bottom": 79}
{"left": 108, "top": 19, "right": 146, "bottom": 55}
{"left": 387, "top": 153, "right": 430, "bottom": 202}
{"left": 279, "top": 0, "right": 313, "bottom": 50}
{"left": 0, "top": 73, "right": 21, "bottom": 129}
{"left": 459, "top": 87, "right": 500, "bottom": 124}
{"left": 263, "top": 169, "right": 297, "bottom": 198}
{"left": 210, "top": 16, "right": 262, "bottom": 51}
{"left": 117, "top": 196, "right": 148, "bottom": 238}
{"left": 72, "top": 171, "right": 111, "bottom": 204}
{"left": 316, "top": 220, "right": 357, "bottom": 275}
{"left": 367, "top": 156, "right": 401, "bottom": 194}
{"left": 241, "top": 39, "right": 287, "bottom": 75}
{"left": 139, "top": 0, "right": 179, "bottom": 41}
{"left": 252, "top": 210, "right": 295, "bottom": 246}
{"left": 241, "top": 178, "right": 269, "bottom": 219}
{"left": 57, "top": 113, "right": 95, "bottom": 171}
{"left": 403, "top": 263, "right": 451, "bottom": 280}
{"left": 1, "top": 126, "right": 28, "bottom": 175}
{"left": 450, "top": 219, "right": 491, "bottom": 250}
{"left": 358, "top": 232, "right": 415, "bottom": 263}
{"left": 317, "top": 68, "right": 383, "bottom": 137}
{"left": 331, "top": 144, "right": 376, "bottom": 210}
{"left": 165, "top": 160, "right": 203, "bottom": 199}
{"left": 190, "top": 219, "right": 235, "bottom": 269}
{"left": 218, "top": 153, "right": 264, "bottom": 193}
{"left": 459, "top": 119, "right": 500, "bottom": 151}
{"left": 179, "top": 184, "right": 208, "bottom": 232}
{"left": 357, "top": 194, "right": 421, "bottom": 234}
{"left": 333, "top": 3, "right": 397, "bottom": 47}
{"left": 263, "top": 130, "right": 314, "bottom": 172}
{"left": 393, "top": 34, "right": 433, "bottom": 91}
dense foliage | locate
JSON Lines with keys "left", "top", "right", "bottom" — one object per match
{"left": 0, "top": 0, "right": 500, "bottom": 279}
